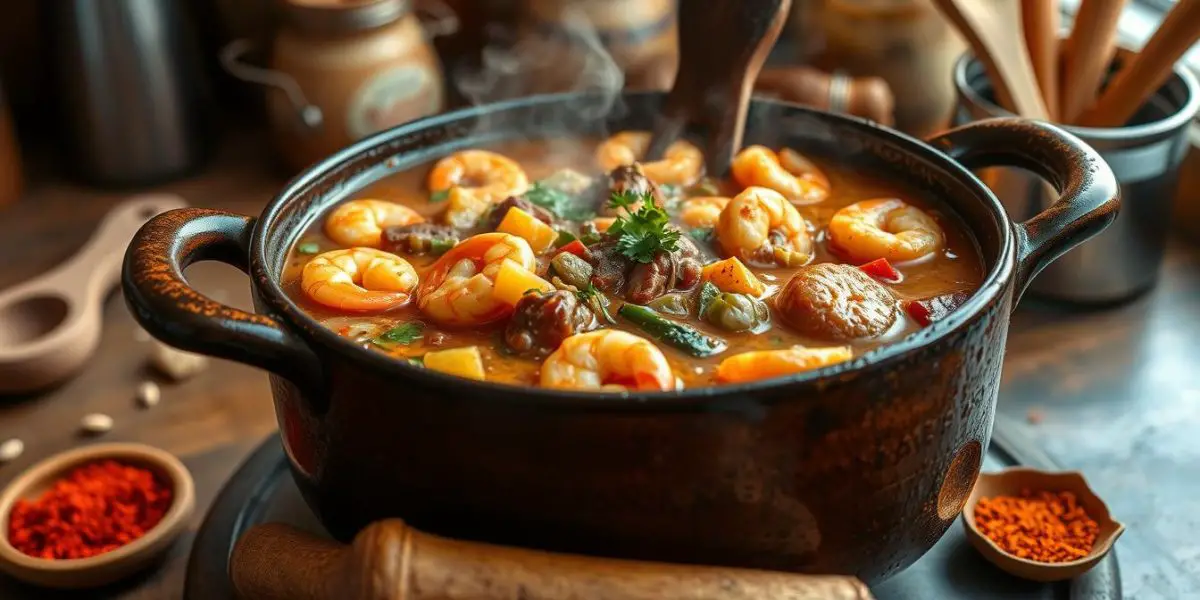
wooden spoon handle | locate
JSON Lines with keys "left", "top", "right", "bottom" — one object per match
{"left": 1077, "top": 0, "right": 1200, "bottom": 127}
{"left": 230, "top": 520, "right": 875, "bottom": 600}
{"left": 648, "top": 0, "right": 791, "bottom": 175}
{"left": 755, "top": 67, "right": 896, "bottom": 125}
{"left": 1060, "top": 0, "right": 1126, "bottom": 123}
{"left": 1022, "top": 0, "right": 1060, "bottom": 120}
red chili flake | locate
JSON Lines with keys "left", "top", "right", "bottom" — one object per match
{"left": 858, "top": 258, "right": 901, "bottom": 282}
{"left": 904, "top": 291, "right": 971, "bottom": 327}
{"left": 7, "top": 460, "right": 173, "bottom": 560}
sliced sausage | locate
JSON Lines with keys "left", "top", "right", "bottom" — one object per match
{"left": 776, "top": 263, "right": 898, "bottom": 341}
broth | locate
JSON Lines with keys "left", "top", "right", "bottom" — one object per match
{"left": 282, "top": 137, "right": 983, "bottom": 389}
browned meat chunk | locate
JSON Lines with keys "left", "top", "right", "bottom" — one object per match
{"left": 586, "top": 239, "right": 628, "bottom": 295}
{"left": 600, "top": 164, "right": 665, "bottom": 215}
{"left": 380, "top": 223, "right": 459, "bottom": 255}
{"left": 504, "top": 290, "right": 600, "bottom": 358}
{"left": 483, "top": 196, "right": 555, "bottom": 231}
{"left": 776, "top": 263, "right": 898, "bottom": 341}
{"left": 626, "top": 233, "right": 703, "bottom": 304}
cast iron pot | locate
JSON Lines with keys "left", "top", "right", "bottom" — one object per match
{"left": 122, "top": 92, "right": 1118, "bottom": 582}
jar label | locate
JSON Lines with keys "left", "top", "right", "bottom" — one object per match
{"left": 347, "top": 66, "right": 442, "bottom": 140}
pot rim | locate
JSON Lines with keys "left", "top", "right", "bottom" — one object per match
{"left": 251, "top": 91, "right": 1015, "bottom": 407}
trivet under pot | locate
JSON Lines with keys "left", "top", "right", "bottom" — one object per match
{"left": 183, "top": 416, "right": 1122, "bottom": 599}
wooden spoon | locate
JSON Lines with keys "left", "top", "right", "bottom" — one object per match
{"left": 0, "top": 195, "right": 187, "bottom": 394}
{"left": 929, "top": 0, "right": 1049, "bottom": 119}
{"left": 1059, "top": 0, "right": 1127, "bottom": 123}
{"left": 1022, "top": 0, "right": 1060, "bottom": 120}
{"left": 645, "top": 0, "right": 792, "bottom": 176}
{"left": 231, "top": 520, "right": 875, "bottom": 600}
{"left": 1077, "top": 0, "right": 1200, "bottom": 127}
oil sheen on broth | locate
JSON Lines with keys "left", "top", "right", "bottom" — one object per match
{"left": 281, "top": 136, "right": 983, "bottom": 390}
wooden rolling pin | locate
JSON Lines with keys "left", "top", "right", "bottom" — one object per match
{"left": 1077, "top": 0, "right": 1200, "bottom": 127}
{"left": 231, "top": 520, "right": 875, "bottom": 600}
{"left": 1059, "top": 0, "right": 1127, "bottom": 123}
{"left": 755, "top": 66, "right": 896, "bottom": 126}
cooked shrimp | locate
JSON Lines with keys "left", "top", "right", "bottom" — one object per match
{"left": 540, "top": 330, "right": 675, "bottom": 392}
{"left": 596, "top": 131, "right": 704, "bottom": 186}
{"left": 679, "top": 196, "right": 730, "bottom": 228}
{"left": 429, "top": 150, "right": 529, "bottom": 229}
{"left": 418, "top": 232, "right": 536, "bottom": 326}
{"left": 324, "top": 199, "right": 425, "bottom": 248}
{"left": 731, "top": 146, "right": 830, "bottom": 205}
{"left": 716, "top": 186, "right": 812, "bottom": 267}
{"left": 827, "top": 198, "right": 944, "bottom": 263}
{"left": 302, "top": 248, "right": 419, "bottom": 312}
{"left": 715, "top": 345, "right": 853, "bottom": 384}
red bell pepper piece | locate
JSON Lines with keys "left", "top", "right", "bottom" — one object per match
{"left": 904, "top": 292, "right": 970, "bottom": 327}
{"left": 556, "top": 239, "right": 588, "bottom": 258}
{"left": 858, "top": 258, "right": 901, "bottom": 282}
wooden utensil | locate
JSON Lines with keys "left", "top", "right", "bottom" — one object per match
{"left": 1077, "top": 0, "right": 1200, "bottom": 127}
{"left": 0, "top": 443, "right": 195, "bottom": 589}
{"left": 929, "top": 0, "right": 1049, "bottom": 119}
{"left": 962, "top": 468, "right": 1124, "bottom": 582}
{"left": 231, "top": 520, "right": 875, "bottom": 600}
{"left": 1059, "top": 0, "right": 1127, "bottom": 123}
{"left": 645, "top": 0, "right": 792, "bottom": 176}
{"left": 1022, "top": 0, "right": 1060, "bottom": 120}
{"left": 0, "top": 195, "right": 187, "bottom": 394}
{"left": 755, "top": 66, "right": 896, "bottom": 126}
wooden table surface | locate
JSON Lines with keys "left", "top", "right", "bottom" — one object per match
{"left": 0, "top": 129, "right": 1197, "bottom": 599}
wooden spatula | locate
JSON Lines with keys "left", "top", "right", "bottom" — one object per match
{"left": 1022, "top": 0, "right": 1061, "bottom": 121}
{"left": 1077, "top": 0, "right": 1200, "bottom": 127}
{"left": 1059, "top": 0, "right": 1127, "bottom": 123}
{"left": 230, "top": 520, "right": 875, "bottom": 600}
{"left": 645, "top": 0, "right": 792, "bottom": 176}
{"left": 929, "top": 0, "right": 1049, "bottom": 120}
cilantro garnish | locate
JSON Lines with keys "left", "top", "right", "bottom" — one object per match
{"left": 430, "top": 189, "right": 450, "bottom": 203}
{"left": 525, "top": 181, "right": 595, "bottom": 221}
{"left": 575, "top": 283, "right": 615, "bottom": 324}
{"left": 373, "top": 322, "right": 425, "bottom": 346}
{"left": 297, "top": 242, "right": 320, "bottom": 255}
{"left": 606, "top": 191, "right": 681, "bottom": 263}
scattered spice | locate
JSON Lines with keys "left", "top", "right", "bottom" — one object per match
{"left": 974, "top": 489, "right": 1100, "bottom": 563}
{"left": 8, "top": 460, "right": 173, "bottom": 559}
{"left": 79, "top": 414, "right": 114, "bottom": 435}
{"left": 136, "top": 381, "right": 161, "bottom": 409}
{"left": 0, "top": 438, "right": 23, "bottom": 463}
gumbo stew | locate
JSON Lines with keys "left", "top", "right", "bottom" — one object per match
{"left": 283, "top": 132, "right": 983, "bottom": 390}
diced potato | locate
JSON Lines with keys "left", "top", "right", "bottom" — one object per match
{"left": 493, "top": 259, "right": 554, "bottom": 306}
{"left": 702, "top": 257, "right": 767, "bottom": 297}
{"left": 497, "top": 207, "right": 557, "bottom": 252}
{"left": 592, "top": 217, "right": 617, "bottom": 233}
{"left": 423, "top": 346, "right": 486, "bottom": 381}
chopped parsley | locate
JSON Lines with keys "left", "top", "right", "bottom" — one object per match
{"left": 430, "top": 189, "right": 450, "bottom": 203}
{"left": 407, "top": 356, "right": 425, "bottom": 366}
{"left": 297, "top": 242, "right": 321, "bottom": 255}
{"left": 372, "top": 322, "right": 425, "bottom": 346}
{"left": 688, "top": 228, "right": 714, "bottom": 243}
{"left": 524, "top": 181, "right": 595, "bottom": 221}
{"left": 606, "top": 191, "right": 681, "bottom": 264}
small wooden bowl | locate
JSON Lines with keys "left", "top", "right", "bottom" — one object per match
{"left": 963, "top": 467, "right": 1124, "bottom": 582}
{"left": 0, "top": 443, "right": 195, "bottom": 589}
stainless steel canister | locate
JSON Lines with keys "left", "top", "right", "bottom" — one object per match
{"left": 953, "top": 50, "right": 1199, "bottom": 303}
{"left": 48, "top": 0, "right": 214, "bottom": 187}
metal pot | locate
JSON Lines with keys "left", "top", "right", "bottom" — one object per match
{"left": 122, "top": 92, "right": 1117, "bottom": 582}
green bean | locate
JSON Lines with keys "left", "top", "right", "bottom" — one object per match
{"left": 618, "top": 303, "right": 727, "bottom": 357}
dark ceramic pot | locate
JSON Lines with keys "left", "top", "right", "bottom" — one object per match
{"left": 122, "top": 92, "right": 1118, "bottom": 582}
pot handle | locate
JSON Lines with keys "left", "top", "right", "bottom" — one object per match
{"left": 927, "top": 118, "right": 1120, "bottom": 305}
{"left": 122, "top": 208, "right": 325, "bottom": 398}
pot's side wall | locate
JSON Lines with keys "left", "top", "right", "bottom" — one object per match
{"left": 270, "top": 289, "right": 1011, "bottom": 583}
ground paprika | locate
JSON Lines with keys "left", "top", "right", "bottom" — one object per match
{"left": 7, "top": 459, "right": 173, "bottom": 560}
{"left": 973, "top": 489, "right": 1100, "bottom": 563}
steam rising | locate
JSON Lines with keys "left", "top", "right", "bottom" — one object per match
{"left": 453, "top": 6, "right": 627, "bottom": 130}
